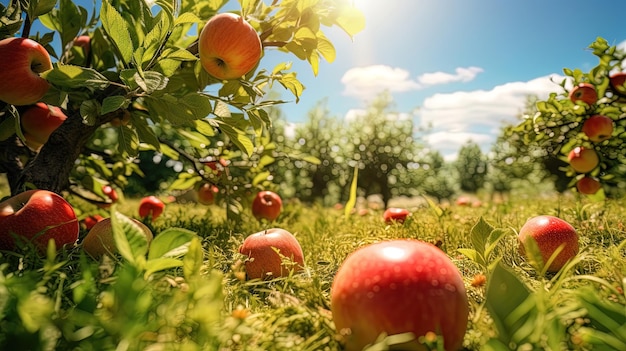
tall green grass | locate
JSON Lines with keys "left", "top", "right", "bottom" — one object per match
{"left": 1, "top": 194, "right": 625, "bottom": 350}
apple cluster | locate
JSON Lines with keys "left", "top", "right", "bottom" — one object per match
{"left": 565, "top": 72, "right": 626, "bottom": 195}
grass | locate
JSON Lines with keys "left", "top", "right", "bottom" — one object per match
{"left": 1, "top": 192, "right": 626, "bottom": 350}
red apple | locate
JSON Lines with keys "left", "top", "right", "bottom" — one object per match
{"left": 576, "top": 176, "right": 601, "bottom": 195}
{"left": 383, "top": 207, "right": 410, "bottom": 224}
{"left": 0, "top": 190, "right": 79, "bottom": 252}
{"left": 569, "top": 83, "right": 598, "bottom": 105}
{"left": 203, "top": 158, "right": 228, "bottom": 176}
{"left": 331, "top": 239, "right": 468, "bottom": 351}
{"left": 82, "top": 214, "right": 105, "bottom": 230}
{"left": 20, "top": 102, "right": 67, "bottom": 149}
{"left": 581, "top": 115, "right": 613, "bottom": 142}
{"left": 567, "top": 147, "right": 599, "bottom": 173}
{"left": 0, "top": 37, "right": 52, "bottom": 106}
{"left": 251, "top": 190, "right": 282, "bottom": 221}
{"left": 82, "top": 217, "right": 153, "bottom": 259}
{"left": 110, "top": 109, "right": 131, "bottom": 127}
{"left": 198, "top": 13, "right": 263, "bottom": 80}
{"left": 609, "top": 72, "right": 626, "bottom": 96}
{"left": 73, "top": 35, "right": 90, "bottom": 56}
{"left": 455, "top": 196, "right": 471, "bottom": 206}
{"left": 197, "top": 183, "right": 219, "bottom": 205}
{"left": 102, "top": 185, "right": 118, "bottom": 202}
{"left": 138, "top": 195, "right": 165, "bottom": 221}
{"left": 518, "top": 215, "right": 579, "bottom": 272}
{"left": 238, "top": 228, "right": 305, "bottom": 280}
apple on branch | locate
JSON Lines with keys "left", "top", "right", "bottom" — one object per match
{"left": 197, "top": 183, "right": 219, "bottom": 205}
{"left": 581, "top": 115, "right": 613, "bottom": 143}
{"left": 576, "top": 176, "right": 602, "bottom": 195}
{"left": 330, "top": 239, "right": 468, "bottom": 351}
{"left": 609, "top": 72, "right": 626, "bottom": 96}
{"left": 517, "top": 215, "right": 579, "bottom": 272}
{"left": 238, "top": 228, "right": 305, "bottom": 280}
{"left": 568, "top": 146, "right": 599, "bottom": 173}
{"left": 0, "top": 190, "right": 79, "bottom": 252}
{"left": 0, "top": 37, "right": 52, "bottom": 106}
{"left": 251, "top": 190, "right": 282, "bottom": 221}
{"left": 198, "top": 13, "right": 263, "bottom": 80}
{"left": 20, "top": 103, "right": 68, "bottom": 150}
{"left": 569, "top": 83, "right": 598, "bottom": 106}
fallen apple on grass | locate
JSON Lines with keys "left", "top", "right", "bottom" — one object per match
{"left": 518, "top": 215, "right": 579, "bottom": 272}
{"left": 238, "top": 228, "right": 305, "bottom": 280}
{"left": 252, "top": 190, "right": 282, "bottom": 222}
{"left": 568, "top": 146, "right": 599, "bottom": 173}
{"left": 581, "top": 115, "right": 613, "bottom": 142}
{"left": 139, "top": 196, "right": 165, "bottom": 221}
{"left": 20, "top": 102, "right": 67, "bottom": 150}
{"left": 0, "top": 190, "right": 79, "bottom": 252}
{"left": 198, "top": 12, "right": 263, "bottom": 80}
{"left": 383, "top": 207, "right": 410, "bottom": 224}
{"left": 331, "top": 239, "right": 468, "bottom": 351}
{"left": 82, "top": 214, "right": 105, "bottom": 230}
{"left": 0, "top": 37, "right": 52, "bottom": 106}
{"left": 82, "top": 217, "right": 153, "bottom": 259}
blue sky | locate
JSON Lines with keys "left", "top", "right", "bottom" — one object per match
{"left": 252, "top": 0, "right": 626, "bottom": 160}
{"left": 19, "top": 0, "right": 626, "bottom": 160}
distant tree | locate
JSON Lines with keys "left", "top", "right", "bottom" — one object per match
{"left": 420, "top": 150, "right": 457, "bottom": 202}
{"left": 455, "top": 141, "right": 487, "bottom": 193}
{"left": 345, "top": 93, "right": 422, "bottom": 207}
{"left": 291, "top": 100, "right": 348, "bottom": 204}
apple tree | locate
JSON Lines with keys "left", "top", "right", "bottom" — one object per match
{"left": 509, "top": 37, "right": 626, "bottom": 199}
{"left": 0, "top": 0, "right": 365, "bottom": 211}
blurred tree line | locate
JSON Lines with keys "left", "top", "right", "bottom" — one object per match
{"left": 126, "top": 92, "right": 610, "bottom": 208}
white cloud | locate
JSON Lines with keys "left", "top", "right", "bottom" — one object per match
{"left": 341, "top": 65, "right": 483, "bottom": 101}
{"left": 417, "top": 66, "right": 484, "bottom": 86}
{"left": 618, "top": 39, "right": 626, "bottom": 52}
{"left": 420, "top": 74, "right": 566, "bottom": 160}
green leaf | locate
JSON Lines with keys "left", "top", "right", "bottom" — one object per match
{"left": 174, "top": 12, "right": 202, "bottom": 26}
{"left": 252, "top": 171, "right": 271, "bottom": 186}
{"left": 0, "top": 107, "right": 17, "bottom": 141}
{"left": 218, "top": 122, "right": 255, "bottom": 156}
{"left": 101, "top": 95, "right": 129, "bottom": 115}
{"left": 334, "top": 5, "right": 365, "bottom": 38}
{"left": 132, "top": 113, "right": 161, "bottom": 149}
{"left": 136, "top": 71, "right": 169, "bottom": 94}
{"left": 277, "top": 72, "right": 305, "bottom": 103}
{"left": 117, "top": 125, "right": 139, "bottom": 157}
{"left": 148, "top": 228, "right": 197, "bottom": 260}
{"left": 80, "top": 99, "right": 100, "bottom": 126}
{"left": 30, "top": 0, "right": 57, "bottom": 18}
{"left": 169, "top": 174, "right": 202, "bottom": 192}
{"left": 101, "top": 0, "right": 134, "bottom": 65}
{"left": 316, "top": 31, "right": 336, "bottom": 63}
{"left": 344, "top": 166, "right": 358, "bottom": 219}
{"left": 144, "top": 257, "right": 184, "bottom": 278}
{"left": 42, "top": 65, "right": 110, "bottom": 90}
{"left": 110, "top": 211, "right": 150, "bottom": 267}
{"left": 485, "top": 262, "right": 533, "bottom": 344}
{"left": 183, "top": 236, "right": 204, "bottom": 279}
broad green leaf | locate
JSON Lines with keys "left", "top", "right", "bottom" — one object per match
{"left": 132, "top": 114, "right": 161, "bottom": 149}
{"left": 316, "top": 32, "right": 336, "bottom": 63}
{"left": 344, "top": 166, "right": 358, "bottom": 219}
{"left": 457, "top": 248, "right": 479, "bottom": 263}
{"left": 252, "top": 171, "right": 271, "bottom": 186}
{"left": 42, "top": 65, "right": 110, "bottom": 90}
{"left": 110, "top": 211, "right": 150, "bottom": 267}
{"left": 117, "top": 125, "right": 139, "bottom": 157}
{"left": 334, "top": 5, "right": 365, "bottom": 38}
{"left": 174, "top": 12, "right": 202, "bottom": 26}
{"left": 0, "top": 107, "right": 17, "bottom": 141}
{"left": 164, "top": 48, "right": 198, "bottom": 61}
{"left": 101, "top": 0, "right": 134, "bottom": 64}
{"left": 169, "top": 174, "right": 202, "bottom": 192}
{"left": 148, "top": 228, "right": 197, "bottom": 260}
{"left": 194, "top": 120, "right": 216, "bottom": 137}
{"left": 144, "top": 257, "right": 184, "bottom": 278}
{"left": 485, "top": 262, "right": 532, "bottom": 343}
{"left": 80, "top": 99, "right": 100, "bottom": 126}
{"left": 277, "top": 72, "right": 305, "bottom": 103}
{"left": 30, "top": 0, "right": 57, "bottom": 18}
{"left": 136, "top": 71, "right": 169, "bottom": 94}
{"left": 101, "top": 95, "right": 129, "bottom": 115}
{"left": 218, "top": 122, "right": 255, "bottom": 156}
{"left": 183, "top": 236, "right": 204, "bottom": 279}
